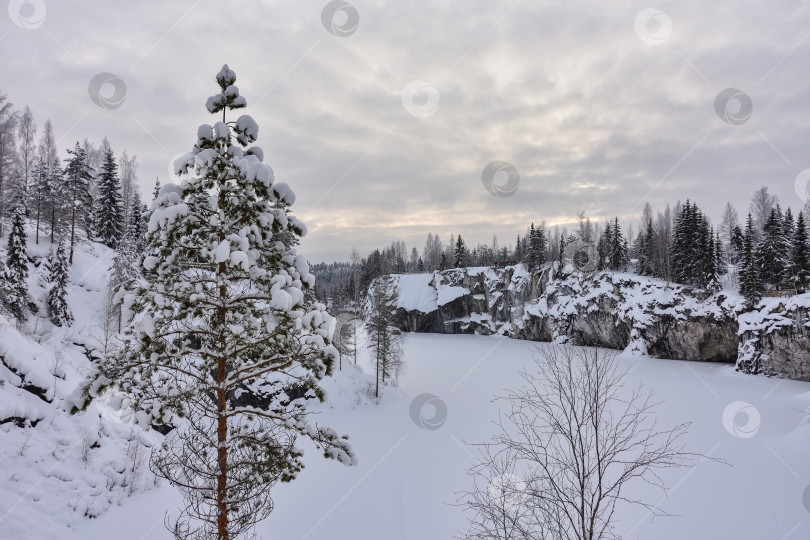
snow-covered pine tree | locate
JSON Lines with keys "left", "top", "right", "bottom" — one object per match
{"left": 417, "top": 256, "right": 424, "bottom": 272}
{"left": 454, "top": 234, "right": 467, "bottom": 268}
{"left": 5, "top": 205, "right": 29, "bottom": 319}
{"left": 63, "top": 142, "right": 93, "bottom": 264}
{"left": 125, "top": 189, "right": 146, "bottom": 254}
{"left": 781, "top": 207, "right": 795, "bottom": 288}
{"left": 740, "top": 213, "right": 763, "bottom": 308}
{"left": 79, "top": 65, "right": 355, "bottom": 540}
{"left": 47, "top": 238, "right": 73, "bottom": 326}
{"left": 791, "top": 211, "right": 810, "bottom": 293}
{"left": 609, "top": 217, "right": 627, "bottom": 271}
{"left": 715, "top": 230, "right": 726, "bottom": 277}
{"left": 439, "top": 251, "right": 448, "bottom": 271}
{"left": 670, "top": 200, "right": 693, "bottom": 284}
{"left": 94, "top": 145, "right": 125, "bottom": 248}
{"left": 529, "top": 223, "right": 547, "bottom": 270}
{"left": 597, "top": 221, "right": 612, "bottom": 271}
{"left": 756, "top": 208, "right": 786, "bottom": 290}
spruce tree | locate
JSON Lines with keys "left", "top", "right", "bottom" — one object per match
{"left": 47, "top": 238, "right": 73, "bottom": 326}
{"left": 756, "top": 208, "right": 785, "bottom": 290}
{"left": 609, "top": 217, "right": 627, "bottom": 271}
{"left": 94, "top": 145, "right": 125, "bottom": 248}
{"left": 439, "top": 251, "right": 448, "bottom": 271}
{"left": 791, "top": 211, "right": 810, "bottom": 292}
{"left": 79, "top": 65, "right": 354, "bottom": 539}
{"left": 125, "top": 189, "right": 146, "bottom": 254}
{"left": 529, "top": 223, "right": 547, "bottom": 270}
{"left": 740, "top": 213, "right": 763, "bottom": 307}
{"left": 455, "top": 234, "right": 467, "bottom": 268}
{"left": 5, "top": 205, "right": 29, "bottom": 319}
{"left": 597, "top": 221, "right": 612, "bottom": 271}
{"left": 31, "top": 156, "right": 49, "bottom": 244}
{"left": 63, "top": 143, "right": 94, "bottom": 264}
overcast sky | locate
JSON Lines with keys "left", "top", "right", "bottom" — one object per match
{"left": 4, "top": 0, "right": 810, "bottom": 262}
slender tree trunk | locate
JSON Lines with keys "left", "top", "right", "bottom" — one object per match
{"left": 35, "top": 200, "right": 41, "bottom": 244}
{"left": 216, "top": 193, "right": 230, "bottom": 540}
{"left": 69, "top": 190, "right": 77, "bottom": 264}
{"left": 375, "top": 327, "right": 380, "bottom": 398}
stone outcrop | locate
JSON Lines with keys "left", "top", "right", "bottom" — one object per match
{"left": 736, "top": 296, "right": 810, "bottom": 381}
{"left": 382, "top": 264, "right": 810, "bottom": 380}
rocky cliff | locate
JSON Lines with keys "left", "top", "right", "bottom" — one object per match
{"left": 382, "top": 264, "right": 810, "bottom": 381}
{"left": 736, "top": 295, "right": 810, "bottom": 380}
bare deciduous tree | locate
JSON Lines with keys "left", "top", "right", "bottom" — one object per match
{"left": 459, "top": 345, "right": 701, "bottom": 540}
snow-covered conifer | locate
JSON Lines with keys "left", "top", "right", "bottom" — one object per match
{"left": 47, "top": 238, "right": 73, "bottom": 326}
{"left": 63, "top": 142, "right": 93, "bottom": 263}
{"left": 740, "top": 213, "right": 763, "bottom": 307}
{"left": 94, "top": 145, "right": 125, "bottom": 248}
{"left": 5, "top": 205, "right": 29, "bottom": 318}
{"left": 79, "top": 64, "right": 354, "bottom": 540}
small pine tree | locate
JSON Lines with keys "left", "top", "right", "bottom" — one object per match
{"left": 125, "top": 190, "right": 146, "bottom": 254}
{"left": 63, "top": 142, "right": 94, "bottom": 264}
{"left": 609, "top": 217, "right": 627, "bottom": 271}
{"left": 740, "top": 213, "right": 763, "bottom": 308}
{"left": 756, "top": 208, "right": 786, "bottom": 290}
{"left": 597, "top": 221, "right": 612, "bottom": 271}
{"left": 366, "top": 277, "right": 403, "bottom": 397}
{"left": 417, "top": 257, "right": 425, "bottom": 272}
{"left": 5, "top": 205, "right": 29, "bottom": 319}
{"left": 529, "top": 223, "right": 547, "bottom": 271}
{"left": 791, "top": 211, "right": 810, "bottom": 292}
{"left": 439, "top": 251, "right": 448, "bottom": 271}
{"left": 152, "top": 177, "right": 161, "bottom": 201}
{"left": 94, "top": 145, "right": 125, "bottom": 248}
{"left": 454, "top": 234, "right": 467, "bottom": 268}
{"left": 47, "top": 238, "right": 73, "bottom": 326}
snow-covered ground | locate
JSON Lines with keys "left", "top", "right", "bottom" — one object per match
{"left": 43, "top": 333, "right": 809, "bottom": 540}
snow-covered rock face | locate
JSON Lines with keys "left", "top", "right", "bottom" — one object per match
{"left": 736, "top": 296, "right": 810, "bottom": 381}
{"left": 382, "top": 264, "right": 810, "bottom": 379}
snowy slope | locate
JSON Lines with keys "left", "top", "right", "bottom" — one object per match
{"left": 0, "top": 230, "right": 156, "bottom": 537}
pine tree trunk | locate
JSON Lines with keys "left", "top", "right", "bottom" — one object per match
{"left": 216, "top": 193, "right": 230, "bottom": 540}
{"left": 69, "top": 192, "right": 77, "bottom": 264}
{"left": 35, "top": 200, "right": 40, "bottom": 244}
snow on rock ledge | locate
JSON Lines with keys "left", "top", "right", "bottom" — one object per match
{"left": 736, "top": 294, "right": 810, "bottom": 381}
